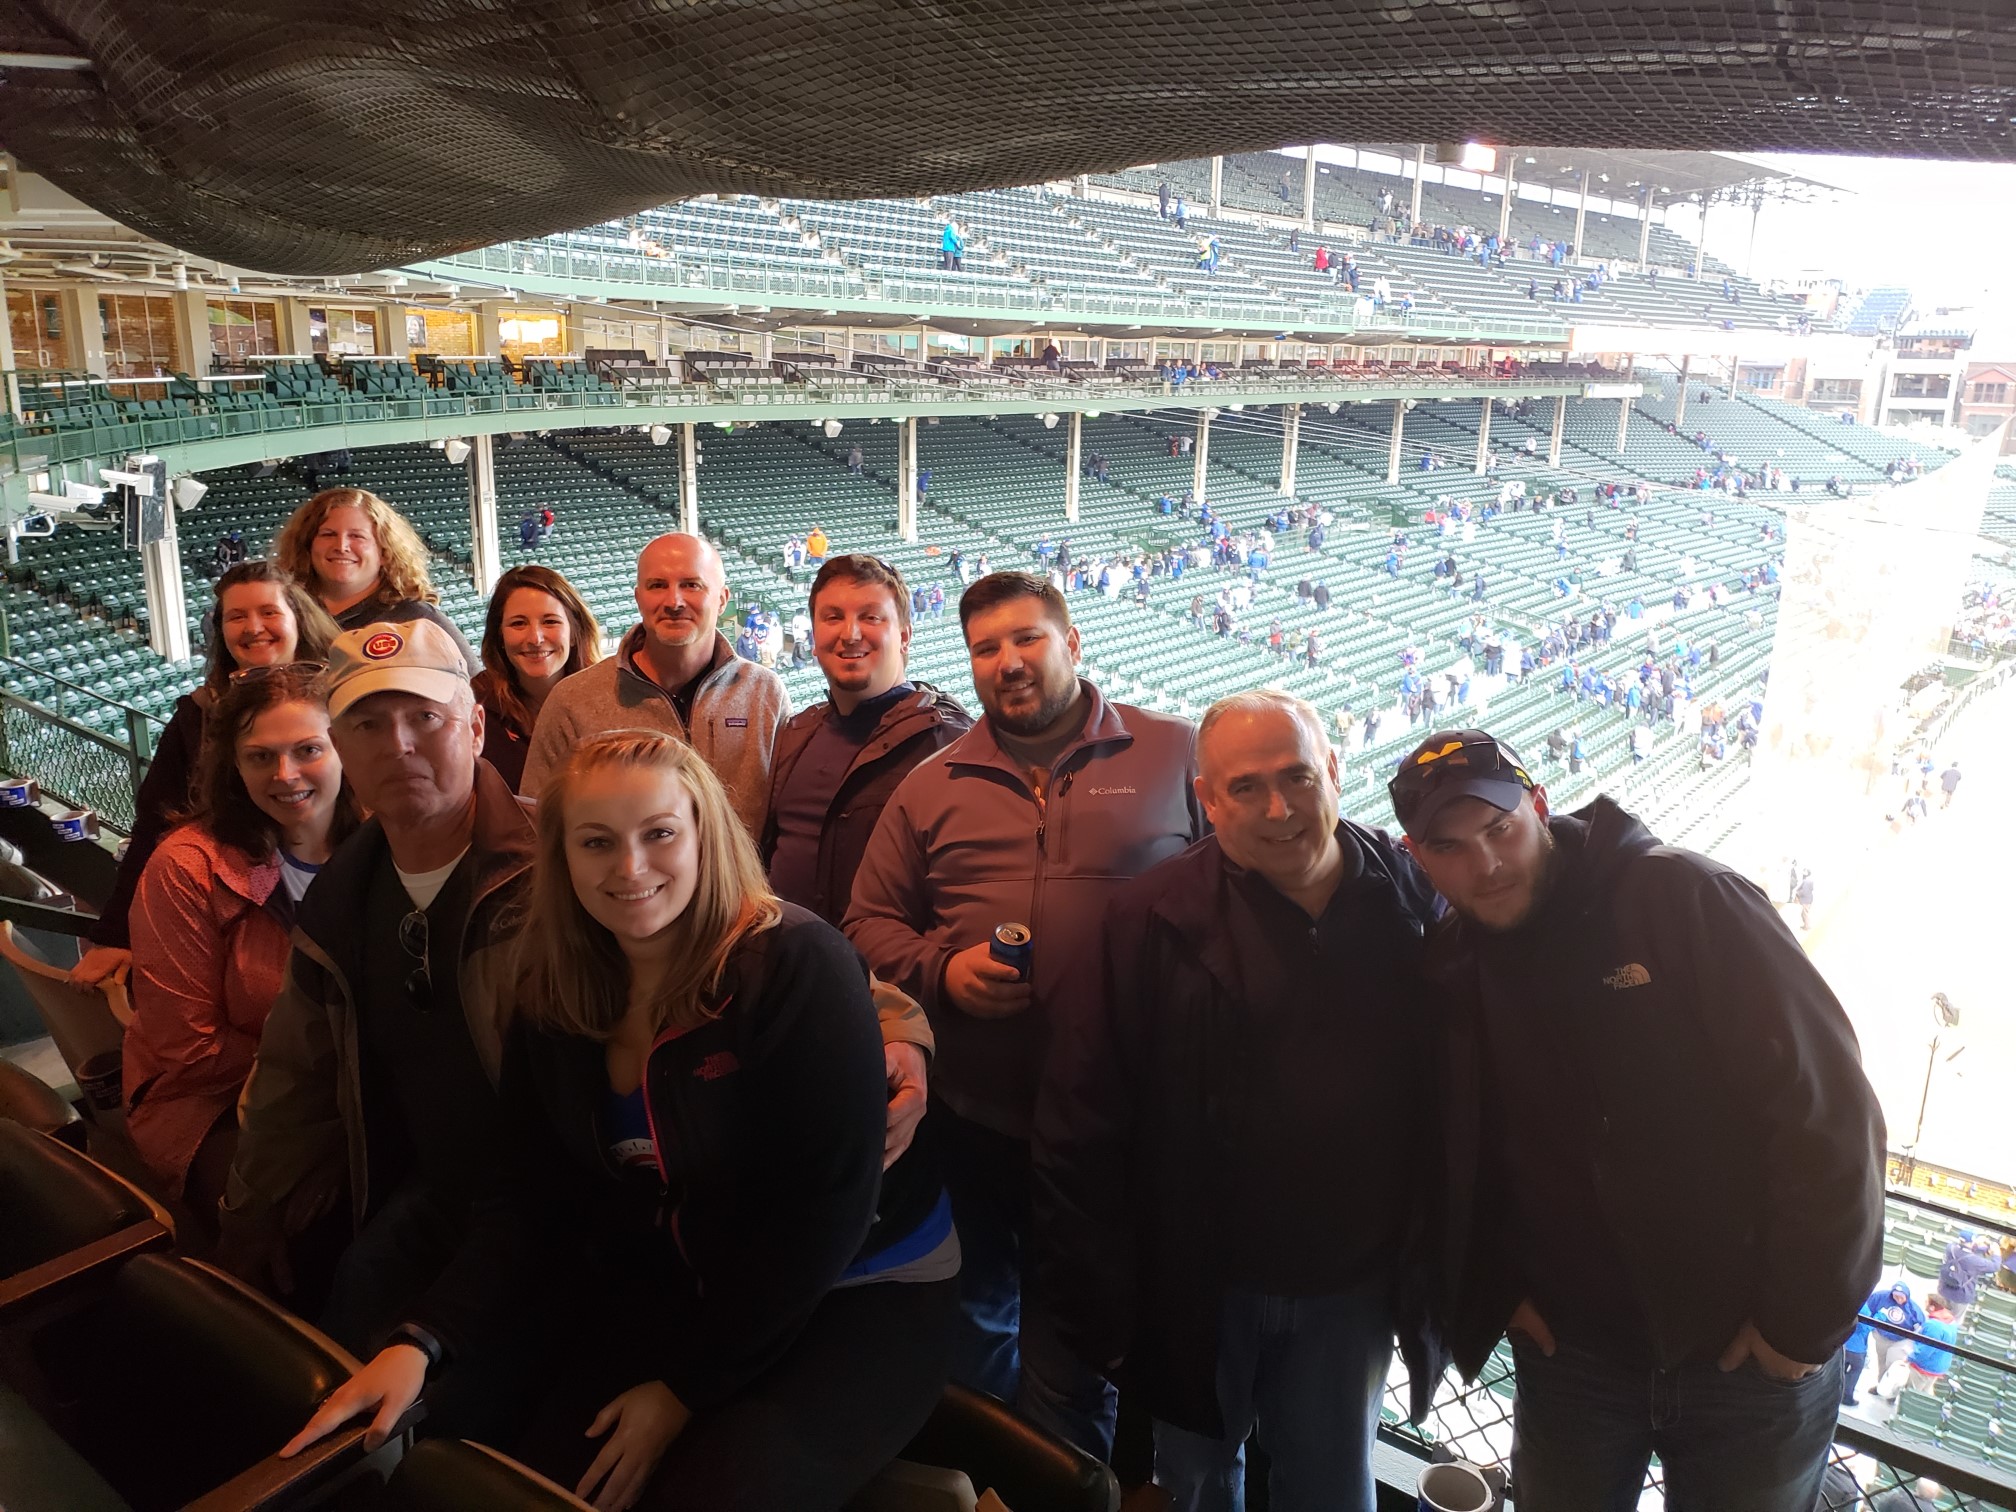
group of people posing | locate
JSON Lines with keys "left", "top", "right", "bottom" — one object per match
{"left": 79, "top": 482, "right": 1892, "bottom": 1512}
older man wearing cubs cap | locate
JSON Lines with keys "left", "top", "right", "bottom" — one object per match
{"left": 220, "top": 618, "right": 545, "bottom": 1455}
{"left": 1390, "top": 728, "right": 1884, "bottom": 1511}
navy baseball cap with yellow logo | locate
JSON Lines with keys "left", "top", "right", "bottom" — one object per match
{"left": 1389, "top": 728, "right": 1536, "bottom": 836}
{"left": 327, "top": 620, "right": 469, "bottom": 718}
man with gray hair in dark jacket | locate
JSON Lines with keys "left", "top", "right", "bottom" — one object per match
{"left": 1036, "top": 689, "right": 1444, "bottom": 1512}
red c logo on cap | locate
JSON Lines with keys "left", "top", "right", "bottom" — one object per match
{"left": 362, "top": 631, "right": 404, "bottom": 659}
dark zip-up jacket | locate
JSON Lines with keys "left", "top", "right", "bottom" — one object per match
{"left": 760, "top": 682, "right": 972, "bottom": 926}
{"left": 505, "top": 906, "right": 917, "bottom": 1412}
{"left": 1431, "top": 797, "right": 1884, "bottom": 1379}
{"left": 1034, "top": 826, "right": 1449, "bottom": 1436}
{"left": 221, "top": 759, "right": 536, "bottom": 1359}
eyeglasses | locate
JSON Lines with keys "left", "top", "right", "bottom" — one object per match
{"left": 1387, "top": 736, "right": 1533, "bottom": 828}
{"left": 228, "top": 659, "right": 327, "bottom": 685}
{"left": 398, "top": 908, "right": 431, "bottom": 1010}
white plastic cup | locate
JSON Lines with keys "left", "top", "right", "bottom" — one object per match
{"left": 1418, "top": 1460, "right": 1493, "bottom": 1512}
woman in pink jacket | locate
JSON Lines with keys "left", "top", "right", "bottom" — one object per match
{"left": 124, "top": 662, "right": 360, "bottom": 1241}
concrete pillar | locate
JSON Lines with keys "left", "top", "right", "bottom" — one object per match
{"left": 1193, "top": 408, "right": 1212, "bottom": 508}
{"left": 1498, "top": 156, "right": 1515, "bottom": 244}
{"left": 1387, "top": 399, "right": 1405, "bottom": 484}
{"left": 63, "top": 288, "right": 106, "bottom": 376}
{"left": 1675, "top": 354, "right": 1692, "bottom": 429}
{"left": 1410, "top": 146, "right": 1425, "bottom": 226}
{"left": 679, "top": 422, "right": 700, "bottom": 536}
{"left": 757, "top": 330, "right": 775, "bottom": 365}
{"left": 1728, "top": 356, "right": 1740, "bottom": 400}
{"left": 1074, "top": 174, "right": 1089, "bottom": 198}
{"left": 0, "top": 273, "right": 18, "bottom": 419}
{"left": 282, "top": 299, "right": 315, "bottom": 357}
{"left": 898, "top": 416, "right": 919, "bottom": 541}
{"left": 1637, "top": 185, "right": 1654, "bottom": 266}
{"left": 1065, "top": 411, "right": 1082, "bottom": 523}
{"left": 1302, "top": 151, "right": 1318, "bottom": 230}
{"left": 1474, "top": 396, "right": 1493, "bottom": 474}
{"left": 1095, "top": 337, "right": 1109, "bottom": 368}
{"left": 1572, "top": 168, "right": 1591, "bottom": 260}
{"left": 1616, "top": 394, "right": 1631, "bottom": 454}
{"left": 167, "top": 291, "right": 209, "bottom": 379}
{"left": 140, "top": 503, "right": 191, "bottom": 663}
{"left": 1278, "top": 403, "right": 1301, "bottom": 496}
{"left": 1209, "top": 156, "right": 1224, "bottom": 219}
{"left": 383, "top": 304, "right": 412, "bottom": 358}
{"left": 467, "top": 433, "right": 503, "bottom": 598}
{"left": 475, "top": 300, "right": 506, "bottom": 357}
{"left": 1548, "top": 394, "right": 1566, "bottom": 468}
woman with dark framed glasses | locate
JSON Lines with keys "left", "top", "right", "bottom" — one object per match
{"left": 73, "top": 561, "right": 341, "bottom": 987}
{"left": 504, "top": 731, "right": 955, "bottom": 1512}
{"left": 124, "top": 661, "right": 360, "bottom": 1241}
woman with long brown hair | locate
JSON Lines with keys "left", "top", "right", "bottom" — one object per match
{"left": 124, "top": 662, "right": 362, "bottom": 1240}
{"left": 471, "top": 564, "right": 603, "bottom": 792}
{"left": 505, "top": 731, "right": 954, "bottom": 1512}
{"left": 72, "top": 560, "right": 341, "bottom": 986}
{"left": 273, "top": 486, "right": 477, "bottom": 670}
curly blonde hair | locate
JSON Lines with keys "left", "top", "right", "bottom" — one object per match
{"left": 274, "top": 488, "right": 438, "bottom": 609}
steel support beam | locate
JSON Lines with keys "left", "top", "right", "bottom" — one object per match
{"left": 467, "top": 433, "right": 503, "bottom": 598}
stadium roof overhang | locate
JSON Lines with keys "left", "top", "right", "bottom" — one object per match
{"left": 1, "top": 1, "right": 2013, "bottom": 276}
{"left": 1406, "top": 147, "right": 1833, "bottom": 208}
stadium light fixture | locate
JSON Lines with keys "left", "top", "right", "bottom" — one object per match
{"left": 1043, "top": 413, "right": 1059, "bottom": 428}
{"left": 443, "top": 438, "right": 472, "bottom": 465}
{"left": 170, "top": 476, "right": 207, "bottom": 511}
{"left": 823, "top": 419, "right": 843, "bottom": 438}
{"left": 649, "top": 424, "right": 673, "bottom": 446}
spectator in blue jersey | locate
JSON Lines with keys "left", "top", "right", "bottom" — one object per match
{"left": 1875, "top": 1295, "right": 1956, "bottom": 1405}
{"left": 1844, "top": 1281, "right": 1922, "bottom": 1406}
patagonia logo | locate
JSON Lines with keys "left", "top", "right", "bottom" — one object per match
{"left": 694, "top": 1051, "right": 741, "bottom": 1081}
{"left": 1604, "top": 963, "right": 1652, "bottom": 990}
{"left": 724, "top": 717, "right": 749, "bottom": 728}
{"left": 1086, "top": 785, "right": 1137, "bottom": 796}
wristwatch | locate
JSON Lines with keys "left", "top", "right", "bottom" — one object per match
{"left": 387, "top": 1322, "right": 446, "bottom": 1376}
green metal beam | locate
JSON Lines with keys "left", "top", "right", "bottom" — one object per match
{"left": 3, "top": 379, "right": 1583, "bottom": 517}
{"left": 404, "top": 254, "right": 1572, "bottom": 347}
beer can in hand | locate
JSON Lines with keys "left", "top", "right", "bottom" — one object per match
{"left": 990, "top": 923, "right": 1033, "bottom": 982}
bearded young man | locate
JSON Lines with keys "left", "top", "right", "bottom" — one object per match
{"left": 847, "top": 571, "right": 1206, "bottom": 1459}
{"left": 1391, "top": 729, "right": 1884, "bottom": 1512}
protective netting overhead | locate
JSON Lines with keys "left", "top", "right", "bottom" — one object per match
{"left": 7, "top": 0, "right": 2016, "bottom": 275}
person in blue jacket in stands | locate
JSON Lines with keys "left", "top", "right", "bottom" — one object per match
{"left": 1846, "top": 1281, "right": 1926, "bottom": 1404}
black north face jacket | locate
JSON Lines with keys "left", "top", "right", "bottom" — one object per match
{"left": 1430, "top": 797, "right": 1885, "bottom": 1380}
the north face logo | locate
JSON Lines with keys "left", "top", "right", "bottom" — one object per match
{"left": 1604, "top": 963, "right": 1652, "bottom": 990}
{"left": 694, "top": 1051, "right": 741, "bottom": 1081}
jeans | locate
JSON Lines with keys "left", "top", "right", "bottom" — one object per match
{"left": 934, "top": 1099, "right": 1117, "bottom": 1459}
{"left": 1152, "top": 1281, "right": 1391, "bottom": 1512}
{"left": 1509, "top": 1338, "right": 1843, "bottom": 1511}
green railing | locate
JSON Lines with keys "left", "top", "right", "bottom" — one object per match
{"left": 0, "top": 658, "right": 164, "bottom": 833}
{"left": 413, "top": 238, "right": 1575, "bottom": 345}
